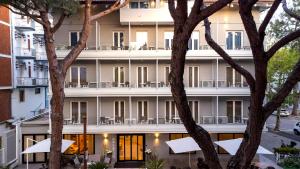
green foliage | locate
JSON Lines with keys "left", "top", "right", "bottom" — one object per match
{"left": 267, "top": 48, "right": 300, "bottom": 103}
{"left": 274, "top": 146, "right": 300, "bottom": 155}
{"left": 145, "top": 154, "right": 165, "bottom": 169}
{"left": 88, "top": 162, "right": 108, "bottom": 169}
{"left": 280, "top": 157, "right": 300, "bottom": 169}
{"left": 269, "top": 0, "right": 300, "bottom": 50}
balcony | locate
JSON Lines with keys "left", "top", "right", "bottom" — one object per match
{"left": 14, "top": 47, "right": 34, "bottom": 59}
{"left": 14, "top": 17, "right": 35, "bottom": 31}
{"left": 16, "top": 77, "right": 48, "bottom": 87}
{"left": 32, "top": 49, "right": 47, "bottom": 61}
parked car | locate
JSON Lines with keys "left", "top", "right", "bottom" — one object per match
{"left": 272, "top": 109, "right": 291, "bottom": 117}
{"left": 294, "top": 122, "right": 300, "bottom": 135}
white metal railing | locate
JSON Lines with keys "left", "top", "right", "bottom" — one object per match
{"left": 15, "top": 47, "right": 32, "bottom": 56}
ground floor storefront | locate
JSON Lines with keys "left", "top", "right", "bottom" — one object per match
{"left": 21, "top": 132, "right": 246, "bottom": 168}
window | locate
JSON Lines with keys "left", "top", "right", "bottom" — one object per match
{"left": 35, "top": 88, "right": 41, "bottom": 94}
{"left": 118, "top": 134, "right": 144, "bottom": 161}
{"left": 164, "top": 32, "right": 173, "bottom": 50}
{"left": 70, "top": 66, "right": 87, "bottom": 87}
{"left": 27, "top": 35, "right": 31, "bottom": 50}
{"left": 227, "top": 101, "right": 242, "bottom": 123}
{"left": 226, "top": 67, "right": 243, "bottom": 87}
{"left": 137, "top": 66, "right": 148, "bottom": 87}
{"left": 22, "top": 134, "right": 48, "bottom": 163}
{"left": 71, "top": 101, "right": 87, "bottom": 124}
{"left": 28, "top": 65, "right": 31, "bottom": 78}
{"left": 129, "top": 0, "right": 155, "bottom": 8}
{"left": 114, "top": 101, "right": 125, "bottom": 123}
{"left": 217, "top": 133, "right": 243, "bottom": 154}
{"left": 113, "top": 67, "right": 125, "bottom": 86}
{"left": 69, "top": 32, "right": 80, "bottom": 47}
{"left": 19, "top": 89, "right": 25, "bottom": 102}
{"left": 188, "top": 101, "right": 199, "bottom": 123}
{"left": 226, "top": 31, "right": 242, "bottom": 50}
{"left": 188, "top": 66, "right": 199, "bottom": 87}
{"left": 165, "top": 101, "right": 178, "bottom": 123}
{"left": 169, "top": 134, "right": 194, "bottom": 154}
{"left": 164, "top": 66, "right": 170, "bottom": 86}
{"left": 188, "top": 31, "right": 199, "bottom": 50}
{"left": 113, "top": 32, "right": 124, "bottom": 49}
{"left": 63, "top": 134, "right": 95, "bottom": 155}
{"left": 137, "top": 101, "right": 148, "bottom": 123}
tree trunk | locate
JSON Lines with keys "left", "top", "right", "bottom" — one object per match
{"left": 274, "top": 107, "right": 281, "bottom": 131}
{"left": 292, "top": 88, "right": 299, "bottom": 116}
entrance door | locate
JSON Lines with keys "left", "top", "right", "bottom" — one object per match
{"left": 227, "top": 101, "right": 242, "bottom": 123}
{"left": 118, "top": 134, "right": 145, "bottom": 161}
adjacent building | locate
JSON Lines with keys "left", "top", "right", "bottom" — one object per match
{"left": 10, "top": 12, "right": 49, "bottom": 120}
{"left": 0, "top": 6, "right": 17, "bottom": 167}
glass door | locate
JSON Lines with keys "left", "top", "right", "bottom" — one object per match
{"left": 118, "top": 134, "right": 144, "bottom": 161}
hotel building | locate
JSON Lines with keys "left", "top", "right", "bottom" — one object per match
{"left": 46, "top": 0, "right": 269, "bottom": 167}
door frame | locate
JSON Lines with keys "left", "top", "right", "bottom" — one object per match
{"left": 117, "top": 134, "right": 145, "bottom": 162}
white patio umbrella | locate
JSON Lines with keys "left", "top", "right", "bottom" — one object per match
{"left": 214, "top": 138, "right": 273, "bottom": 155}
{"left": 22, "top": 138, "right": 75, "bottom": 169}
{"left": 166, "top": 137, "right": 201, "bottom": 167}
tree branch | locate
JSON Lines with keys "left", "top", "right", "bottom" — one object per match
{"left": 204, "top": 18, "right": 256, "bottom": 92}
{"left": 266, "top": 29, "right": 300, "bottom": 60}
{"left": 168, "top": 0, "right": 176, "bottom": 20}
{"left": 90, "top": 0, "right": 129, "bottom": 21}
{"left": 258, "top": 0, "right": 282, "bottom": 41}
{"left": 264, "top": 59, "right": 300, "bottom": 117}
{"left": 282, "top": 0, "right": 300, "bottom": 21}
{"left": 51, "top": 12, "right": 66, "bottom": 33}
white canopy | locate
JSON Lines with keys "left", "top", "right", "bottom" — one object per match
{"left": 214, "top": 138, "right": 273, "bottom": 155}
{"left": 22, "top": 138, "right": 74, "bottom": 154}
{"left": 166, "top": 137, "right": 201, "bottom": 153}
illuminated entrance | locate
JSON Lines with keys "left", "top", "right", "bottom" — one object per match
{"left": 117, "top": 134, "right": 145, "bottom": 161}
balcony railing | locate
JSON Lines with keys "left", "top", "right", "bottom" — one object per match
{"left": 15, "top": 47, "right": 32, "bottom": 57}
{"left": 14, "top": 17, "right": 35, "bottom": 31}
{"left": 64, "top": 80, "right": 248, "bottom": 89}
{"left": 32, "top": 49, "right": 47, "bottom": 60}
{"left": 16, "top": 77, "right": 48, "bottom": 87}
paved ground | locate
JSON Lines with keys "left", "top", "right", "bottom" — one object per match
{"left": 266, "top": 115, "right": 300, "bottom": 131}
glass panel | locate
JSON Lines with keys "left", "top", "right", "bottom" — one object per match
{"left": 226, "top": 67, "right": 233, "bottom": 87}
{"left": 35, "top": 135, "right": 46, "bottom": 162}
{"left": 165, "top": 67, "right": 170, "bottom": 85}
{"left": 70, "top": 32, "right": 78, "bottom": 47}
{"left": 131, "top": 136, "right": 138, "bottom": 160}
{"left": 80, "top": 102, "right": 87, "bottom": 124}
{"left": 188, "top": 39, "right": 192, "bottom": 50}
{"left": 235, "top": 101, "right": 242, "bottom": 123}
{"left": 138, "top": 101, "right": 143, "bottom": 122}
{"left": 194, "top": 39, "right": 199, "bottom": 50}
{"left": 80, "top": 67, "right": 87, "bottom": 85}
{"left": 114, "top": 67, "right": 118, "bottom": 83}
{"left": 165, "top": 101, "right": 170, "bottom": 122}
{"left": 71, "top": 67, "right": 78, "bottom": 83}
{"left": 125, "top": 136, "right": 131, "bottom": 160}
{"left": 72, "top": 102, "right": 79, "bottom": 123}
{"left": 165, "top": 39, "right": 169, "bottom": 49}
{"left": 120, "top": 32, "right": 124, "bottom": 48}
{"left": 235, "top": 71, "right": 242, "bottom": 87}
{"left": 115, "top": 101, "right": 119, "bottom": 117}
{"left": 194, "top": 67, "right": 199, "bottom": 87}
{"left": 226, "top": 32, "right": 233, "bottom": 50}
{"left": 114, "top": 32, "right": 118, "bottom": 47}
{"left": 189, "top": 67, "right": 193, "bottom": 87}
{"left": 144, "top": 101, "right": 148, "bottom": 120}
{"left": 227, "top": 101, "right": 233, "bottom": 123}
{"left": 171, "top": 101, "right": 176, "bottom": 118}
{"left": 138, "top": 67, "right": 141, "bottom": 87}
{"left": 120, "top": 67, "right": 124, "bottom": 83}
{"left": 121, "top": 101, "right": 125, "bottom": 122}
{"left": 140, "top": 1, "right": 148, "bottom": 8}
{"left": 137, "top": 136, "right": 143, "bottom": 160}
{"left": 23, "top": 135, "right": 34, "bottom": 162}
{"left": 64, "top": 134, "right": 79, "bottom": 154}
{"left": 119, "top": 136, "right": 124, "bottom": 160}
{"left": 130, "top": 2, "right": 139, "bottom": 8}
{"left": 235, "top": 32, "right": 242, "bottom": 49}
{"left": 143, "top": 67, "right": 147, "bottom": 83}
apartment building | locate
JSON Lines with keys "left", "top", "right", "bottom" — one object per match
{"left": 10, "top": 12, "right": 49, "bottom": 120}
{"left": 0, "top": 6, "right": 17, "bottom": 167}
{"left": 49, "top": 0, "right": 269, "bottom": 167}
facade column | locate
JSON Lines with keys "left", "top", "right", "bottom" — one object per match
{"left": 128, "top": 22, "right": 131, "bottom": 47}
{"left": 96, "top": 59, "right": 99, "bottom": 88}
{"left": 156, "top": 59, "right": 158, "bottom": 88}
{"left": 216, "top": 58, "right": 219, "bottom": 88}
{"left": 155, "top": 22, "right": 158, "bottom": 50}
{"left": 129, "top": 96, "right": 132, "bottom": 125}
{"left": 156, "top": 96, "right": 158, "bottom": 125}
{"left": 216, "top": 96, "right": 219, "bottom": 124}
{"left": 96, "top": 96, "right": 99, "bottom": 125}
{"left": 99, "top": 60, "right": 101, "bottom": 88}
{"left": 156, "top": 0, "right": 160, "bottom": 8}
{"left": 129, "top": 58, "right": 131, "bottom": 88}
{"left": 99, "top": 97, "right": 102, "bottom": 124}
{"left": 96, "top": 21, "right": 98, "bottom": 50}
{"left": 98, "top": 23, "right": 101, "bottom": 50}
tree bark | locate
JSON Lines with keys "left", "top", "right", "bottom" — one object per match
{"left": 274, "top": 107, "right": 281, "bottom": 131}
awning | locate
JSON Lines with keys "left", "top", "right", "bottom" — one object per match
{"left": 22, "top": 138, "right": 74, "bottom": 154}
{"left": 214, "top": 138, "right": 273, "bottom": 155}
{"left": 166, "top": 137, "right": 201, "bottom": 153}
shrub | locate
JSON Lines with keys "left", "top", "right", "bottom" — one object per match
{"left": 145, "top": 154, "right": 165, "bottom": 169}
{"left": 280, "top": 157, "right": 300, "bottom": 169}
{"left": 274, "top": 147, "right": 300, "bottom": 155}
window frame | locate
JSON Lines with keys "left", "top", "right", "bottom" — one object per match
{"left": 70, "top": 101, "right": 89, "bottom": 124}
{"left": 226, "top": 31, "right": 243, "bottom": 50}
